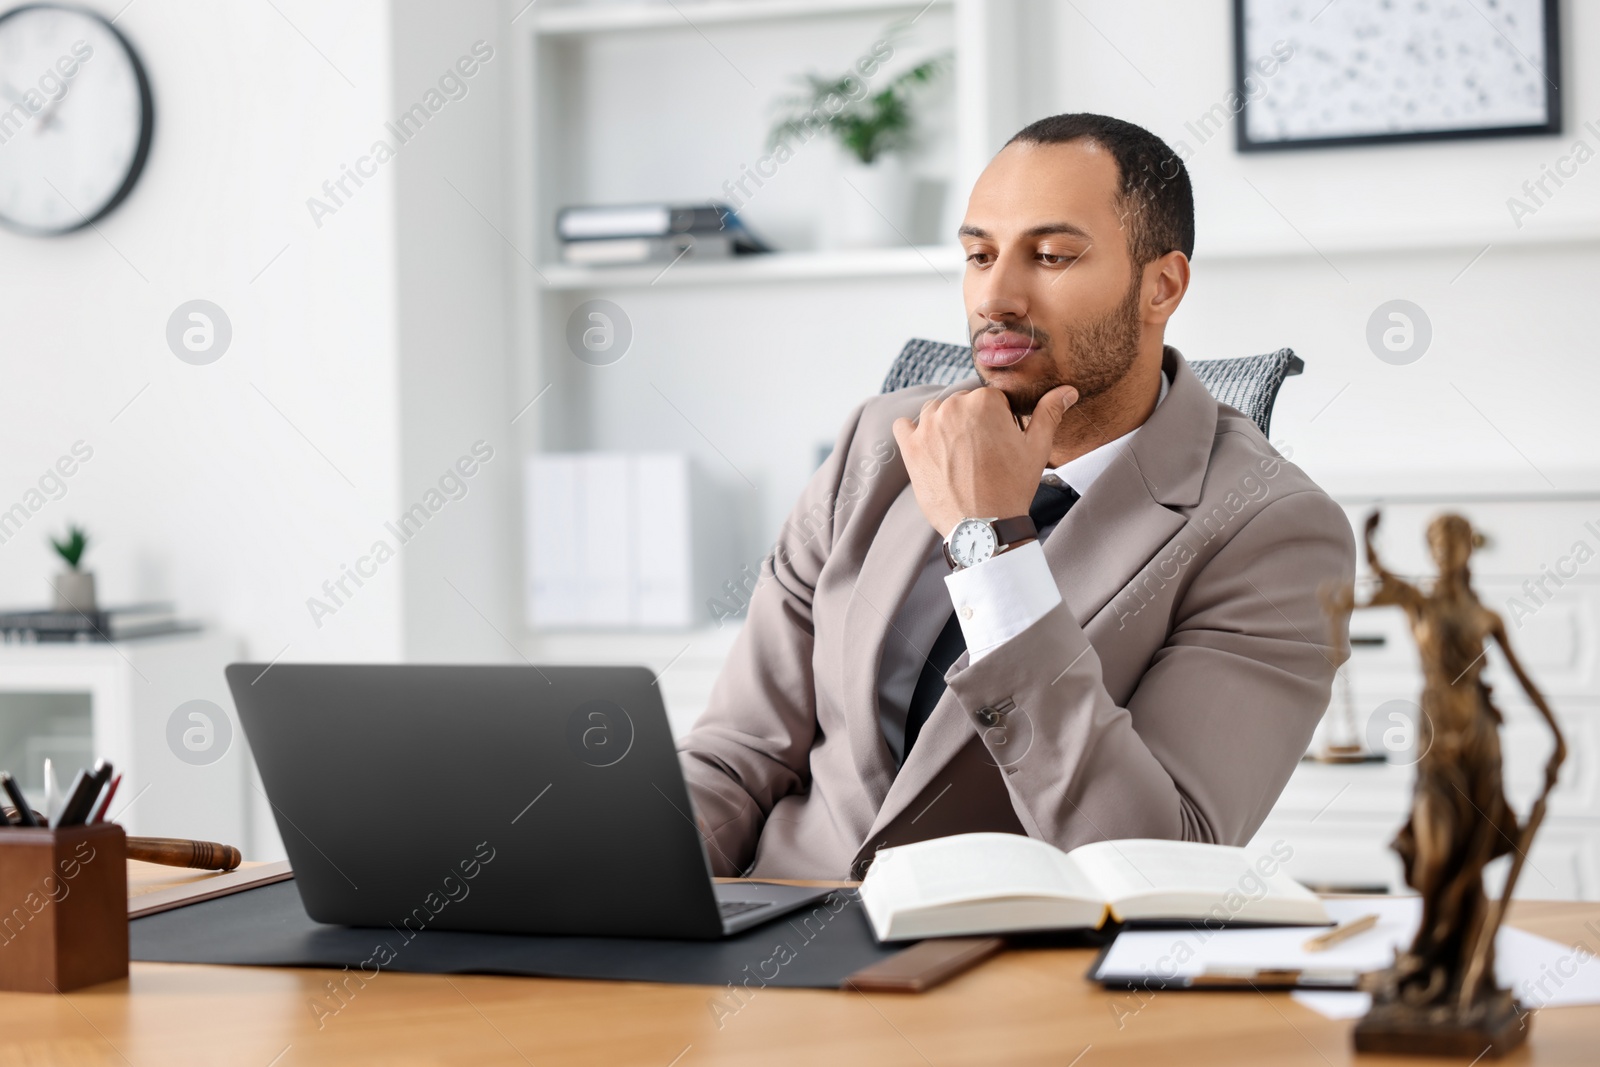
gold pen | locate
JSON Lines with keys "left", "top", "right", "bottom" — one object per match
{"left": 1303, "top": 912, "right": 1380, "bottom": 953}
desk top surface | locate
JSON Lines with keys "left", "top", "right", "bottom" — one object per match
{"left": 1, "top": 861, "right": 1595, "bottom": 1066}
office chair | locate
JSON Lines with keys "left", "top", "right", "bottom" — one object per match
{"left": 880, "top": 339, "right": 1305, "bottom": 438}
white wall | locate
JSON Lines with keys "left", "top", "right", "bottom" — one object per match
{"left": 0, "top": 0, "right": 407, "bottom": 661}
{"left": 1041, "top": 0, "right": 1600, "bottom": 495}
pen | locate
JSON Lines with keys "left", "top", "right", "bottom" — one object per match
{"left": 91, "top": 773, "right": 122, "bottom": 824}
{"left": 1, "top": 772, "right": 41, "bottom": 827}
{"left": 1303, "top": 912, "right": 1380, "bottom": 953}
{"left": 56, "top": 769, "right": 94, "bottom": 827}
{"left": 44, "top": 758, "right": 62, "bottom": 826}
{"left": 57, "top": 761, "right": 112, "bottom": 828}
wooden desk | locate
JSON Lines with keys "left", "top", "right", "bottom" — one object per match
{"left": 1, "top": 864, "right": 1595, "bottom": 1066}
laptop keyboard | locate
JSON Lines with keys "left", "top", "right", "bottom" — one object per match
{"left": 719, "top": 899, "right": 770, "bottom": 919}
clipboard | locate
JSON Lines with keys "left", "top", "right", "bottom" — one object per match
{"left": 1088, "top": 941, "right": 1362, "bottom": 991}
{"left": 1085, "top": 897, "right": 1417, "bottom": 992}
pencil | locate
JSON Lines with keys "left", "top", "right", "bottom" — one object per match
{"left": 1303, "top": 912, "right": 1379, "bottom": 952}
{"left": 91, "top": 774, "right": 122, "bottom": 824}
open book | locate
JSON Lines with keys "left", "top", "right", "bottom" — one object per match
{"left": 857, "top": 833, "right": 1329, "bottom": 941}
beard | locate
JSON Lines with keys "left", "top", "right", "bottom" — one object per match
{"left": 974, "top": 272, "right": 1143, "bottom": 418}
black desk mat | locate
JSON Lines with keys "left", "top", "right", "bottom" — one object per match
{"left": 129, "top": 879, "right": 905, "bottom": 989}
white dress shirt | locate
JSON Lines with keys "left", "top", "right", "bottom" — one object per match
{"left": 875, "top": 372, "right": 1170, "bottom": 761}
{"left": 947, "top": 370, "right": 1170, "bottom": 664}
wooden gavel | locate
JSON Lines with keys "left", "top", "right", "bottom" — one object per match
{"left": 127, "top": 836, "right": 242, "bottom": 871}
{"left": 3, "top": 807, "right": 241, "bottom": 871}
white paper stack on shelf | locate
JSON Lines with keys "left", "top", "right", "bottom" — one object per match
{"left": 524, "top": 452, "right": 741, "bottom": 629}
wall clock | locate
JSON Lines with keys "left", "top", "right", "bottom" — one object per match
{"left": 0, "top": 3, "right": 153, "bottom": 235}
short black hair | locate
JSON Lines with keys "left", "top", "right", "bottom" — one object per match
{"left": 1005, "top": 113, "right": 1195, "bottom": 268}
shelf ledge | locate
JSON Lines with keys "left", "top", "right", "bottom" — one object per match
{"left": 530, "top": 0, "right": 953, "bottom": 36}
{"left": 533, "top": 217, "right": 1600, "bottom": 292}
{"left": 539, "top": 244, "right": 964, "bottom": 290}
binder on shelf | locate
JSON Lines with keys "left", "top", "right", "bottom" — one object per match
{"left": 526, "top": 457, "right": 581, "bottom": 627}
{"left": 554, "top": 201, "right": 770, "bottom": 267}
{"left": 577, "top": 453, "right": 631, "bottom": 627}
{"left": 558, "top": 202, "right": 733, "bottom": 240}
{"left": 525, "top": 452, "right": 744, "bottom": 630}
{"left": 561, "top": 232, "right": 739, "bottom": 266}
{"left": 634, "top": 454, "right": 694, "bottom": 628}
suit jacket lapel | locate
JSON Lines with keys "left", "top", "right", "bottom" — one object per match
{"left": 1043, "top": 454, "right": 1188, "bottom": 626}
{"left": 839, "top": 477, "right": 941, "bottom": 813}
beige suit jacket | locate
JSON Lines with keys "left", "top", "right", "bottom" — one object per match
{"left": 678, "top": 347, "right": 1356, "bottom": 879}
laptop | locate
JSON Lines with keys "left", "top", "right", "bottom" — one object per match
{"left": 224, "top": 663, "right": 831, "bottom": 939}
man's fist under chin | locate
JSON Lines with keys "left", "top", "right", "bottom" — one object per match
{"left": 891, "top": 383, "right": 1079, "bottom": 538}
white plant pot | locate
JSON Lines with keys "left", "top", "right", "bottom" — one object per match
{"left": 822, "top": 152, "right": 916, "bottom": 250}
{"left": 53, "top": 570, "right": 97, "bottom": 613}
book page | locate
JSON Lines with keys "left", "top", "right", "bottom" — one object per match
{"left": 882, "top": 833, "right": 1100, "bottom": 908}
{"left": 1066, "top": 839, "right": 1321, "bottom": 922}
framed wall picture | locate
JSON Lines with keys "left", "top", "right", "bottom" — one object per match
{"left": 1234, "top": 0, "right": 1562, "bottom": 152}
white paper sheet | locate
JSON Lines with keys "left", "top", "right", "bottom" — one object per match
{"left": 1290, "top": 990, "right": 1372, "bottom": 1019}
{"left": 1286, "top": 925, "right": 1600, "bottom": 1018}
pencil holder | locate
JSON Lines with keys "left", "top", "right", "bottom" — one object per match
{"left": 0, "top": 823, "right": 128, "bottom": 993}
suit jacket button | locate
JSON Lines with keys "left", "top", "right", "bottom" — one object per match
{"left": 975, "top": 706, "right": 1001, "bottom": 727}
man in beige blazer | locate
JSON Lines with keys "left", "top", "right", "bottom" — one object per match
{"left": 679, "top": 113, "right": 1356, "bottom": 880}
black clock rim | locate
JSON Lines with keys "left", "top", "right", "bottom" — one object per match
{"left": 0, "top": 2, "right": 155, "bottom": 238}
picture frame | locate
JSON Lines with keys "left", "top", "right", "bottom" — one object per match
{"left": 1233, "top": 0, "right": 1562, "bottom": 152}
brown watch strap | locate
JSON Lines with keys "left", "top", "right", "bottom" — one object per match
{"left": 942, "top": 516, "right": 1039, "bottom": 569}
{"left": 992, "top": 515, "right": 1036, "bottom": 547}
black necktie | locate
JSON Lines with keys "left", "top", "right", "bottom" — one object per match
{"left": 899, "top": 481, "right": 1080, "bottom": 763}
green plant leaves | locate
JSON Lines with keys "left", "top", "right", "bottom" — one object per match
{"left": 766, "top": 47, "right": 950, "bottom": 166}
{"left": 50, "top": 524, "right": 88, "bottom": 570}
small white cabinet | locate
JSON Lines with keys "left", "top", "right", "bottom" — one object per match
{"left": 0, "top": 630, "right": 253, "bottom": 851}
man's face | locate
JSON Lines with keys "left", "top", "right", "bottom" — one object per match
{"left": 958, "top": 139, "right": 1145, "bottom": 416}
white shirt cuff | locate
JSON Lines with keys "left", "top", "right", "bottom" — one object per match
{"left": 943, "top": 540, "right": 1061, "bottom": 664}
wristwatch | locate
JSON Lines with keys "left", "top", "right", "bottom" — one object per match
{"left": 943, "top": 516, "right": 1037, "bottom": 570}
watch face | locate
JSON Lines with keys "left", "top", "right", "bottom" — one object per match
{"left": 0, "top": 4, "right": 154, "bottom": 236}
{"left": 949, "top": 519, "right": 998, "bottom": 568}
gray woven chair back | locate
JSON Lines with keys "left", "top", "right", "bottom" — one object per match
{"left": 880, "top": 338, "right": 1304, "bottom": 438}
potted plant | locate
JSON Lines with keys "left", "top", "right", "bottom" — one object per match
{"left": 50, "top": 524, "right": 96, "bottom": 614}
{"left": 768, "top": 35, "right": 949, "bottom": 250}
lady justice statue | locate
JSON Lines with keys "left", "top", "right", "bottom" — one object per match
{"left": 1330, "top": 511, "right": 1566, "bottom": 1056}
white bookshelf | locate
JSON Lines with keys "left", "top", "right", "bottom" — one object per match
{"left": 506, "top": 0, "right": 1046, "bottom": 656}
{"left": 531, "top": 0, "right": 955, "bottom": 36}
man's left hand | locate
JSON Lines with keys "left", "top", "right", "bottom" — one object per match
{"left": 891, "top": 384, "right": 1078, "bottom": 538}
